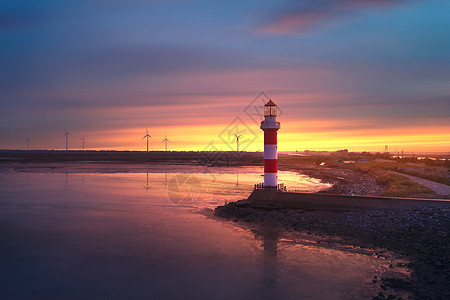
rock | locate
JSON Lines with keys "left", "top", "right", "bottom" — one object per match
{"left": 214, "top": 202, "right": 450, "bottom": 299}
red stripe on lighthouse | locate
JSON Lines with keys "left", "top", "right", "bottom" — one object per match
{"left": 264, "top": 130, "right": 277, "bottom": 144}
{"left": 264, "top": 159, "right": 277, "bottom": 173}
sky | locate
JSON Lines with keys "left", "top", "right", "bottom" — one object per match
{"left": 1, "top": 0, "right": 449, "bottom": 153}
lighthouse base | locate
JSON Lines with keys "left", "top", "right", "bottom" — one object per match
{"left": 246, "top": 189, "right": 450, "bottom": 211}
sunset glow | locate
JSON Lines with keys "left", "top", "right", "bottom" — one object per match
{"left": 1, "top": 1, "right": 449, "bottom": 153}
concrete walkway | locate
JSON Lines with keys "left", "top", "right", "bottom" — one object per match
{"left": 392, "top": 171, "right": 450, "bottom": 198}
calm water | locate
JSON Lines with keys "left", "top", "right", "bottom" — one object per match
{"left": 0, "top": 164, "right": 410, "bottom": 299}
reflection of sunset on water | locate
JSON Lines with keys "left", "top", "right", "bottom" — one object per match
{"left": 22, "top": 165, "right": 330, "bottom": 209}
{"left": 0, "top": 168, "right": 414, "bottom": 299}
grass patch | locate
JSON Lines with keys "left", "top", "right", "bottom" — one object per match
{"left": 395, "top": 170, "right": 450, "bottom": 186}
{"left": 346, "top": 160, "right": 449, "bottom": 187}
{"left": 345, "top": 163, "right": 438, "bottom": 198}
{"left": 374, "top": 172, "right": 436, "bottom": 198}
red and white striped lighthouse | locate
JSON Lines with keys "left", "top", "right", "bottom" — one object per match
{"left": 260, "top": 99, "right": 280, "bottom": 188}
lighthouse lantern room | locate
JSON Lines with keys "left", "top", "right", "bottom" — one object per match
{"left": 260, "top": 99, "right": 281, "bottom": 189}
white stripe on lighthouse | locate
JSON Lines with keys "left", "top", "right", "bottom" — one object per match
{"left": 264, "top": 173, "right": 277, "bottom": 187}
{"left": 264, "top": 144, "right": 277, "bottom": 160}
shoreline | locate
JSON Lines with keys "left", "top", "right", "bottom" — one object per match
{"left": 280, "top": 164, "right": 386, "bottom": 196}
{"left": 215, "top": 202, "right": 450, "bottom": 299}
{"left": 2, "top": 150, "right": 447, "bottom": 199}
{"left": 1, "top": 160, "right": 443, "bottom": 200}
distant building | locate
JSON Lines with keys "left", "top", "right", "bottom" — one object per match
{"left": 331, "top": 149, "right": 349, "bottom": 156}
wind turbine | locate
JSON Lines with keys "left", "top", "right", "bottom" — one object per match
{"left": 162, "top": 134, "right": 169, "bottom": 152}
{"left": 234, "top": 134, "right": 243, "bottom": 152}
{"left": 80, "top": 136, "right": 86, "bottom": 151}
{"left": 64, "top": 128, "right": 70, "bottom": 151}
{"left": 25, "top": 136, "right": 31, "bottom": 150}
{"left": 142, "top": 129, "right": 151, "bottom": 152}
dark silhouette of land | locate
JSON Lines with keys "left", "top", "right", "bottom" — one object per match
{"left": 0, "top": 150, "right": 263, "bottom": 165}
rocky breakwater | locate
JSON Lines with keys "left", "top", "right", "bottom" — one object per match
{"left": 215, "top": 202, "right": 450, "bottom": 299}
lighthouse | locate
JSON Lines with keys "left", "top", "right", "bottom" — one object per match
{"left": 260, "top": 99, "right": 280, "bottom": 189}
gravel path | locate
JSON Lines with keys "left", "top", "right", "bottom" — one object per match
{"left": 392, "top": 171, "right": 450, "bottom": 197}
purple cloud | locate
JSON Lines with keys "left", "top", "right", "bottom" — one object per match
{"left": 260, "top": 0, "right": 409, "bottom": 33}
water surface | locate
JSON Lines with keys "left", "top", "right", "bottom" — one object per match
{"left": 0, "top": 164, "right": 410, "bottom": 299}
